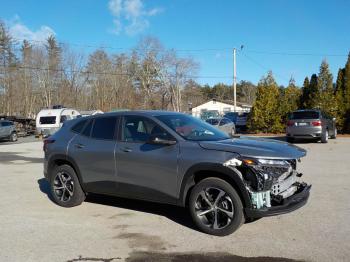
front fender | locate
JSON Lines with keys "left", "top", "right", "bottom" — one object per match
{"left": 178, "top": 162, "right": 251, "bottom": 208}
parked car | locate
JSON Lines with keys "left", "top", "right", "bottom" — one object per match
{"left": 286, "top": 109, "right": 336, "bottom": 143}
{"left": 200, "top": 110, "right": 220, "bottom": 121}
{"left": 44, "top": 111, "right": 311, "bottom": 236}
{"left": 206, "top": 117, "right": 236, "bottom": 136}
{"left": 36, "top": 107, "right": 80, "bottom": 137}
{"left": 235, "top": 112, "right": 249, "bottom": 129}
{"left": 223, "top": 112, "right": 239, "bottom": 124}
{"left": 0, "top": 120, "right": 17, "bottom": 142}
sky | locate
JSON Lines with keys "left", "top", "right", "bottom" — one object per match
{"left": 1, "top": 0, "right": 350, "bottom": 87}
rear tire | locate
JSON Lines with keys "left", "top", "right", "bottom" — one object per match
{"left": 189, "top": 177, "right": 244, "bottom": 236}
{"left": 10, "top": 132, "right": 17, "bottom": 142}
{"left": 321, "top": 129, "right": 329, "bottom": 143}
{"left": 50, "top": 164, "right": 85, "bottom": 207}
{"left": 286, "top": 137, "right": 294, "bottom": 143}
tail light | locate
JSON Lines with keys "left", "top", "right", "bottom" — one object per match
{"left": 287, "top": 120, "right": 294, "bottom": 126}
{"left": 43, "top": 139, "right": 55, "bottom": 152}
{"left": 312, "top": 121, "right": 321, "bottom": 126}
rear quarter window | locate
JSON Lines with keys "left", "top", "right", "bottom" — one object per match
{"left": 71, "top": 119, "right": 88, "bottom": 134}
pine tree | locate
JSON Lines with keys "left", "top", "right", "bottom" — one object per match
{"left": 318, "top": 60, "right": 336, "bottom": 116}
{"left": 248, "top": 71, "right": 283, "bottom": 133}
{"left": 300, "top": 77, "right": 310, "bottom": 109}
{"left": 300, "top": 74, "right": 319, "bottom": 109}
{"left": 279, "top": 77, "right": 302, "bottom": 123}
{"left": 343, "top": 53, "right": 350, "bottom": 132}
{"left": 335, "top": 68, "right": 345, "bottom": 131}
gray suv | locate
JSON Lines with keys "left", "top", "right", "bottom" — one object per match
{"left": 0, "top": 120, "right": 17, "bottom": 142}
{"left": 44, "top": 111, "right": 311, "bottom": 236}
{"left": 286, "top": 110, "right": 337, "bottom": 143}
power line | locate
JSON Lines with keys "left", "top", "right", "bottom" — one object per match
{"left": 0, "top": 64, "right": 233, "bottom": 79}
{"left": 12, "top": 37, "right": 349, "bottom": 57}
{"left": 244, "top": 50, "right": 348, "bottom": 57}
{"left": 11, "top": 37, "right": 234, "bottom": 53}
{"left": 242, "top": 53, "right": 290, "bottom": 82}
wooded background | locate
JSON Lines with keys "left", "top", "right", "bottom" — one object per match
{"left": 1, "top": 20, "right": 350, "bottom": 133}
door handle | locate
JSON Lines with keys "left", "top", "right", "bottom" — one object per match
{"left": 121, "top": 147, "right": 132, "bottom": 153}
{"left": 74, "top": 143, "right": 85, "bottom": 149}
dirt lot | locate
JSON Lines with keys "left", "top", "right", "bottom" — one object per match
{"left": 0, "top": 138, "right": 350, "bottom": 262}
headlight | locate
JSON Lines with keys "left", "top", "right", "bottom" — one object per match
{"left": 242, "top": 157, "right": 292, "bottom": 181}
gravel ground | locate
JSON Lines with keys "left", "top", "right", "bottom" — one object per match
{"left": 0, "top": 138, "right": 349, "bottom": 262}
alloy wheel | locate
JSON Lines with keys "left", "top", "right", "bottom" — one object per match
{"left": 194, "top": 187, "right": 234, "bottom": 229}
{"left": 53, "top": 171, "right": 74, "bottom": 202}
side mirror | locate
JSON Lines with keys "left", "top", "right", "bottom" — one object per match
{"left": 148, "top": 134, "right": 176, "bottom": 146}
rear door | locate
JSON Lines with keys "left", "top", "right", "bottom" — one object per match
{"left": 68, "top": 116, "right": 119, "bottom": 194}
{"left": 115, "top": 115, "right": 179, "bottom": 203}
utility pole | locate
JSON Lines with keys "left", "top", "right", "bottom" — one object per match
{"left": 233, "top": 48, "right": 237, "bottom": 112}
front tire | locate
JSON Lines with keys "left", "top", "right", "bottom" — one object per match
{"left": 50, "top": 164, "right": 85, "bottom": 207}
{"left": 189, "top": 177, "right": 244, "bottom": 236}
{"left": 330, "top": 128, "right": 337, "bottom": 139}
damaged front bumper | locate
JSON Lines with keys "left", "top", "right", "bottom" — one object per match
{"left": 245, "top": 182, "right": 311, "bottom": 218}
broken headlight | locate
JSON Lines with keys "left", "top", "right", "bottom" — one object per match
{"left": 240, "top": 158, "right": 293, "bottom": 191}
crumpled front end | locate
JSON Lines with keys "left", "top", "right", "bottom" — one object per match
{"left": 224, "top": 157, "right": 311, "bottom": 218}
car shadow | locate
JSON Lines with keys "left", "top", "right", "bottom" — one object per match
{"left": 37, "top": 178, "right": 55, "bottom": 202}
{"left": 37, "top": 178, "right": 197, "bottom": 232}
{"left": 85, "top": 193, "right": 198, "bottom": 231}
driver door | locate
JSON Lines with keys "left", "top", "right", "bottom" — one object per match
{"left": 115, "top": 115, "right": 179, "bottom": 204}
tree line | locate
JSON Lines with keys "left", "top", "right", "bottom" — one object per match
{"left": 1, "top": 19, "right": 350, "bottom": 133}
{"left": 249, "top": 56, "right": 350, "bottom": 133}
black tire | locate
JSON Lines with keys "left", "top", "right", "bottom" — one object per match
{"left": 321, "top": 129, "right": 329, "bottom": 143}
{"left": 10, "top": 132, "right": 17, "bottom": 142}
{"left": 189, "top": 177, "right": 244, "bottom": 236}
{"left": 286, "top": 137, "right": 294, "bottom": 143}
{"left": 50, "top": 164, "right": 85, "bottom": 207}
{"left": 330, "top": 128, "right": 337, "bottom": 139}
{"left": 230, "top": 127, "right": 236, "bottom": 136}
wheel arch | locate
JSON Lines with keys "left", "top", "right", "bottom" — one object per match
{"left": 47, "top": 154, "right": 85, "bottom": 190}
{"left": 178, "top": 163, "right": 251, "bottom": 209}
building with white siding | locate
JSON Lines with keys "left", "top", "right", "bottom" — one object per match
{"left": 191, "top": 99, "right": 251, "bottom": 118}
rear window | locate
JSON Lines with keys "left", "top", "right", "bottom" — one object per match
{"left": 71, "top": 119, "right": 88, "bottom": 134}
{"left": 39, "top": 116, "right": 56, "bottom": 124}
{"left": 206, "top": 119, "right": 219, "bottom": 125}
{"left": 291, "top": 111, "right": 320, "bottom": 120}
{"left": 0, "top": 121, "right": 13, "bottom": 127}
{"left": 91, "top": 117, "right": 117, "bottom": 140}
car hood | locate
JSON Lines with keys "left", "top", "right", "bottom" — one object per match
{"left": 198, "top": 136, "right": 306, "bottom": 160}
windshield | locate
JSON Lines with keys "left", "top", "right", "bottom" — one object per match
{"left": 290, "top": 111, "right": 319, "bottom": 120}
{"left": 156, "top": 114, "right": 230, "bottom": 141}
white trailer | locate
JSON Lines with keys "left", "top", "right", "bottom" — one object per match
{"left": 36, "top": 108, "right": 80, "bottom": 137}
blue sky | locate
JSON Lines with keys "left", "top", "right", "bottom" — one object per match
{"left": 1, "top": 0, "right": 350, "bottom": 86}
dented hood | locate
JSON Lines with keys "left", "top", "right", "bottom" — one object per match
{"left": 199, "top": 136, "right": 306, "bottom": 160}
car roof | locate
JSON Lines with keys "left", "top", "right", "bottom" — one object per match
{"left": 293, "top": 109, "right": 320, "bottom": 113}
{"left": 88, "top": 110, "right": 186, "bottom": 118}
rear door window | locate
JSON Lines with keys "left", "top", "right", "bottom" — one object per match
{"left": 91, "top": 117, "right": 117, "bottom": 140}
{"left": 39, "top": 116, "right": 56, "bottom": 124}
{"left": 291, "top": 111, "right": 320, "bottom": 119}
